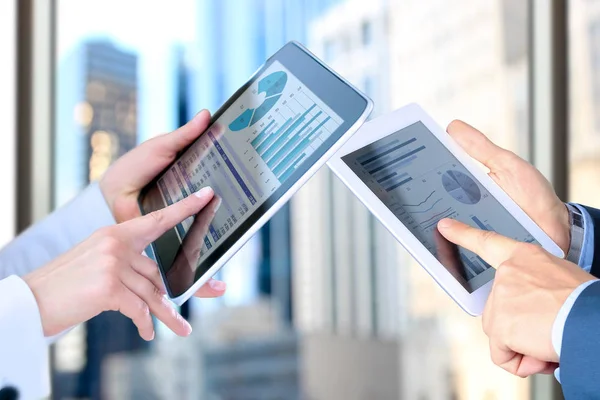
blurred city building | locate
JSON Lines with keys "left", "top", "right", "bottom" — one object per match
{"left": 388, "top": 0, "right": 531, "bottom": 398}
{"left": 54, "top": 40, "right": 144, "bottom": 400}
{"left": 569, "top": 0, "right": 600, "bottom": 208}
{"left": 55, "top": 41, "right": 137, "bottom": 207}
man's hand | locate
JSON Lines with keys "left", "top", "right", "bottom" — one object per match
{"left": 446, "top": 121, "right": 570, "bottom": 253}
{"left": 100, "top": 110, "right": 211, "bottom": 224}
{"left": 23, "top": 187, "right": 225, "bottom": 341}
{"left": 438, "top": 218, "right": 595, "bottom": 377}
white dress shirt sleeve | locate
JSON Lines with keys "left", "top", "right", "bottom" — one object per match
{"left": 0, "top": 183, "right": 115, "bottom": 398}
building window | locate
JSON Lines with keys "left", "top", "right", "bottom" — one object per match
{"left": 362, "top": 21, "right": 373, "bottom": 47}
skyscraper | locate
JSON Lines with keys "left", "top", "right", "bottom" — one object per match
{"left": 388, "top": 1, "right": 531, "bottom": 398}
{"left": 296, "top": 0, "right": 402, "bottom": 340}
{"left": 54, "top": 40, "right": 142, "bottom": 400}
{"left": 55, "top": 41, "right": 137, "bottom": 206}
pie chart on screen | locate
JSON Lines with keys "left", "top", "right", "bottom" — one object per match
{"left": 229, "top": 71, "right": 288, "bottom": 132}
{"left": 442, "top": 170, "right": 481, "bottom": 205}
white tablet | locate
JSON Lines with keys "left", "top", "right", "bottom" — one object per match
{"left": 327, "top": 103, "right": 563, "bottom": 315}
{"left": 138, "top": 41, "right": 373, "bottom": 305}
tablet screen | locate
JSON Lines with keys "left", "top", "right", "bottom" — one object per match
{"left": 342, "top": 121, "right": 538, "bottom": 293}
{"left": 140, "top": 49, "right": 364, "bottom": 297}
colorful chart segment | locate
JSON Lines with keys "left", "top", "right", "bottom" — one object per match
{"left": 229, "top": 71, "right": 288, "bottom": 131}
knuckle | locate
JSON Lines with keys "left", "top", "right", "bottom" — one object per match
{"left": 515, "top": 369, "right": 529, "bottom": 379}
{"left": 152, "top": 285, "right": 163, "bottom": 300}
{"left": 101, "top": 237, "right": 122, "bottom": 255}
{"left": 149, "top": 209, "right": 165, "bottom": 225}
{"left": 489, "top": 350, "right": 502, "bottom": 366}
{"left": 104, "top": 274, "right": 121, "bottom": 296}
{"left": 478, "top": 229, "right": 496, "bottom": 246}
{"left": 102, "top": 254, "right": 121, "bottom": 273}
{"left": 496, "top": 260, "right": 516, "bottom": 278}
{"left": 92, "top": 227, "right": 112, "bottom": 243}
{"left": 516, "top": 242, "right": 539, "bottom": 256}
{"left": 136, "top": 300, "right": 150, "bottom": 319}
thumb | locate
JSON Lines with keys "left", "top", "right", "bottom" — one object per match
{"left": 156, "top": 109, "right": 212, "bottom": 154}
{"left": 437, "top": 218, "right": 520, "bottom": 268}
{"left": 122, "top": 187, "right": 215, "bottom": 251}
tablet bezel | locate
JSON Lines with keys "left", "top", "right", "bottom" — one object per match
{"left": 139, "top": 41, "right": 373, "bottom": 305}
{"left": 327, "top": 103, "right": 564, "bottom": 316}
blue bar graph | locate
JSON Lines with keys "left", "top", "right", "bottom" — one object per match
{"left": 371, "top": 155, "right": 416, "bottom": 180}
{"left": 272, "top": 116, "right": 331, "bottom": 177}
{"left": 383, "top": 172, "right": 409, "bottom": 188}
{"left": 461, "top": 256, "right": 482, "bottom": 276}
{"left": 369, "top": 146, "right": 426, "bottom": 174}
{"left": 356, "top": 140, "right": 400, "bottom": 164}
{"left": 251, "top": 119, "right": 276, "bottom": 148}
{"left": 387, "top": 177, "right": 412, "bottom": 191}
{"left": 376, "top": 172, "right": 397, "bottom": 184}
{"left": 477, "top": 257, "right": 491, "bottom": 271}
{"left": 262, "top": 104, "right": 317, "bottom": 160}
{"left": 267, "top": 111, "right": 323, "bottom": 168}
{"left": 273, "top": 146, "right": 305, "bottom": 177}
{"left": 256, "top": 117, "right": 293, "bottom": 155}
{"left": 359, "top": 138, "right": 417, "bottom": 165}
{"left": 280, "top": 154, "right": 307, "bottom": 182}
{"left": 471, "top": 216, "right": 488, "bottom": 230}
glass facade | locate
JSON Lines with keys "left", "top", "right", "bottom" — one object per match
{"left": 51, "top": 0, "right": 535, "bottom": 399}
{"left": 570, "top": 0, "right": 600, "bottom": 211}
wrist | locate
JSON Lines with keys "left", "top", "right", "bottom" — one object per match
{"left": 23, "top": 272, "right": 57, "bottom": 337}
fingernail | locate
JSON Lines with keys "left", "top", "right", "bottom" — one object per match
{"left": 185, "top": 320, "right": 193, "bottom": 335}
{"left": 150, "top": 331, "right": 155, "bottom": 341}
{"left": 209, "top": 279, "right": 226, "bottom": 291}
{"left": 438, "top": 218, "right": 453, "bottom": 229}
{"left": 194, "top": 187, "right": 214, "bottom": 198}
{"left": 215, "top": 197, "right": 223, "bottom": 211}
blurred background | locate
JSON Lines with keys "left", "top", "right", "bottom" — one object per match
{"left": 1, "top": 0, "right": 596, "bottom": 399}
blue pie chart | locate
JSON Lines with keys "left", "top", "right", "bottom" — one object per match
{"left": 442, "top": 170, "right": 481, "bottom": 205}
{"left": 229, "top": 71, "right": 288, "bottom": 131}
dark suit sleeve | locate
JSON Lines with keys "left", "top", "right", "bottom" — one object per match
{"left": 578, "top": 205, "right": 600, "bottom": 278}
{"left": 560, "top": 281, "right": 600, "bottom": 399}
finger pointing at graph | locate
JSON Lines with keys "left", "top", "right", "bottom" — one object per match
{"left": 436, "top": 217, "right": 595, "bottom": 377}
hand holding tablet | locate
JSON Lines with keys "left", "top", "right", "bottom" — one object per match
{"left": 138, "top": 41, "right": 372, "bottom": 305}
{"left": 328, "top": 104, "right": 564, "bottom": 315}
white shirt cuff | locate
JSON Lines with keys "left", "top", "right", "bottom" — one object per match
{"left": 0, "top": 275, "right": 50, "bottom": 398}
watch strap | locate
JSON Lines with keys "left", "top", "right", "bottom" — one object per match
{"left": 566, "top": 203, "right": 585, "bottom": 264}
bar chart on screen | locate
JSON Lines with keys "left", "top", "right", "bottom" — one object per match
{"left": 342, "top": 121, "right": 543, "bottom": 291}
{"left": 156, "top": 61, "right": 343, "bottom": 263}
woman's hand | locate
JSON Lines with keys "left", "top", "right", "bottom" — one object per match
{"left": 100, "top": 110, "right": 211, "bottom": 224}
{"left": 23, "top": 187, "right": 224, "bottom": 341}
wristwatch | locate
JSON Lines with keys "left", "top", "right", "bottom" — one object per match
{"left": 566, "top": 203, "right": 585, "bottom": 264}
